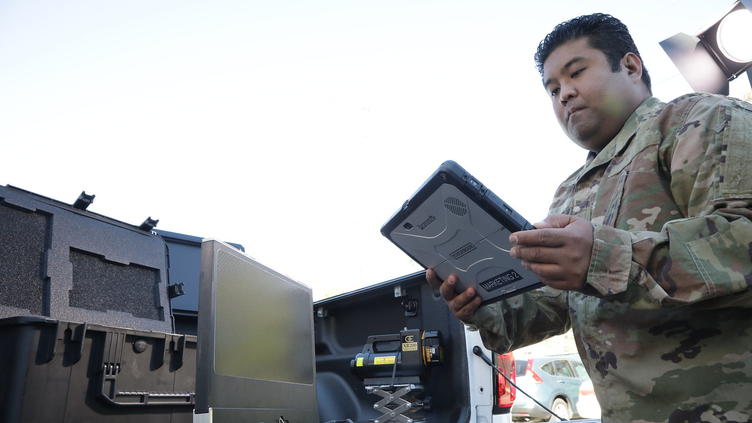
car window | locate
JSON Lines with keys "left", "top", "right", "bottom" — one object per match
{"left": 552, "top": 360, "right": 575, "bottom": 377}
{"left": 540, "top": 362, "right": 555, "bottom": 376}
{"left": 515, "top": 360, "right": 527, "bottom": 376}
{"left": 572, "top": 361, "right": 588, "bottom": 378}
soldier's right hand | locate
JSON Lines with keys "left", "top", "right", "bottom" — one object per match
{"left": 426, "top": 268, "right": 482, "bottom": 324}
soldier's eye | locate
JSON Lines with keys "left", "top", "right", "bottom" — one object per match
{"left": 550, "top": 88, "right": 560, "bottom": 97}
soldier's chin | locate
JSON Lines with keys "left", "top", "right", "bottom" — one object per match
{"left": 568, "top": 126, "right": 602, "bottom": 151}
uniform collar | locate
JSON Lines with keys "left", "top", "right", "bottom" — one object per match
{"left": 578, "top": 96, "right": 662, "bottom": 178}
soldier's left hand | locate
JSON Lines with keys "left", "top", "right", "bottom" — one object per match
{"left": 509, "top": 214, "right": 593, "bottom": 290}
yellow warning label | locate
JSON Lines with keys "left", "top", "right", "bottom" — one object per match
{"left": 402, "top": 342, "right": 418, "bottom": 352}
{"left": 356, "top": 357, "right": 364, "bottom": 367}
{"left": 374, "top": 355, "right": 396, "bottom": 365}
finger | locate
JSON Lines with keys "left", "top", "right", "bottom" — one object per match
{"left": 522, "top": 261, "right": 565, "bottom": 281}
{"left": 448, "top": 285, "right": 478, "bottom": 314}
{"left": 510, "top": 228, "right": 567, "bottom": 248}
{"left": 426, "top": 268, "right": 443, "bottom": 290}
{"left": 510, "top": 245, "right": 560, "bottom": 263}
{"left": 455, "top": 295, "right": 482, "bottom": 322}
{"left": 531, "top": 214, "right": 575, "bottom": 230}
{"left": 532, "top": 219, "right": 557, "bottom": 229}
{"left": 439, "top": 274, "right": 460, "bottom": 302}
{"left": 542, "top": 214, "right": 576, "bottom": 228}
{"left": 532, "top": 222, "right": 553, "bottom": 229}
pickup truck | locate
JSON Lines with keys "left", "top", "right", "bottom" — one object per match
{"left": 314, "top": 272, "right": 515, "bottom": 423}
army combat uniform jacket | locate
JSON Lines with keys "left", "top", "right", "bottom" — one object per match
{"left": 470, "top": 94, "right": 752, "bottom": 422}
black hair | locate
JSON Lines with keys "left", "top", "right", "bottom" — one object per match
{"left": 534, "top": 13, "right": 652, "bottom": 93}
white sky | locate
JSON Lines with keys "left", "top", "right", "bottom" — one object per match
{"left": 2, "top": 0, "right": 750, "bottom": 299}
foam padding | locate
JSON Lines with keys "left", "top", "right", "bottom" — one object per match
{"left": 69, "top": 249, "right": 161, "bottom": 320}
{"left": 0, "top": 203, "right": 48, "bottom": 314}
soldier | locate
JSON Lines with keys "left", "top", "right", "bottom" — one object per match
{"left": 427, "top": 13, "right": 752, "bottom": 422}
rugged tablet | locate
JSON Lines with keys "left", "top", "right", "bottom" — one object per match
{"left": 381, "top": 160, "right": 543, "bottom": 304}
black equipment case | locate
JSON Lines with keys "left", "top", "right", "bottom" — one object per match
{"left": 0, "top": 185, "right": 196, "bottom": 422}
{"left": 0, "top": 316, "right": 196, "bottom": 423}
{"left": 0, "top": 185, "right": 173, "bottom": 333}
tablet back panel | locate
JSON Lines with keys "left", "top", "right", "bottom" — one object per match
{"left": 382, "top": 161, "right": 542, "bottom": 304}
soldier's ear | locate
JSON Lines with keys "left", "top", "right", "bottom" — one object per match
{"left": 622, "top": 53, "right": 643, "bottom": 82}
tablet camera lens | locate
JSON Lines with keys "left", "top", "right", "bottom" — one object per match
{"left": 403, "top": 222, "right": 414, "bottom": 230}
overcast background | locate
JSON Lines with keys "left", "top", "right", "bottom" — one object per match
{"left": 2, "top": 0, "right": 750, "bottom": 299}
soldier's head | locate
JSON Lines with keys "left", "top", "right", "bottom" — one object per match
{"left": 535, "top": 14, "right": 652, "bottom": 152}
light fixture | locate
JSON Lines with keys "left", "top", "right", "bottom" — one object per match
{"left": 660, "top": 0, "right": 752, "bottom": 95}
{"left": 716, "top": 9, "right": 752, "bottom": 63}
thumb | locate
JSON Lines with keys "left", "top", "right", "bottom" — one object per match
{"left": 534, "top": 214, "right": 574, "bottom": 229}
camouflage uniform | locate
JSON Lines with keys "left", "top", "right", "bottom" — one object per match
{"left": 470, "top": 94, "right": 752, "bottom": 422}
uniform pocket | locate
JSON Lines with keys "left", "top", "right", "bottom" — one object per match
{"left": 718, "top": 104, "right": 752, "bottom": 198}
{"left": 602, "top": 170, "right": 628, "bottom": 227}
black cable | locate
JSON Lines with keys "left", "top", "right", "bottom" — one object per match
{"left": 472, "top": 346, "right": 567, "bottom": 421}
